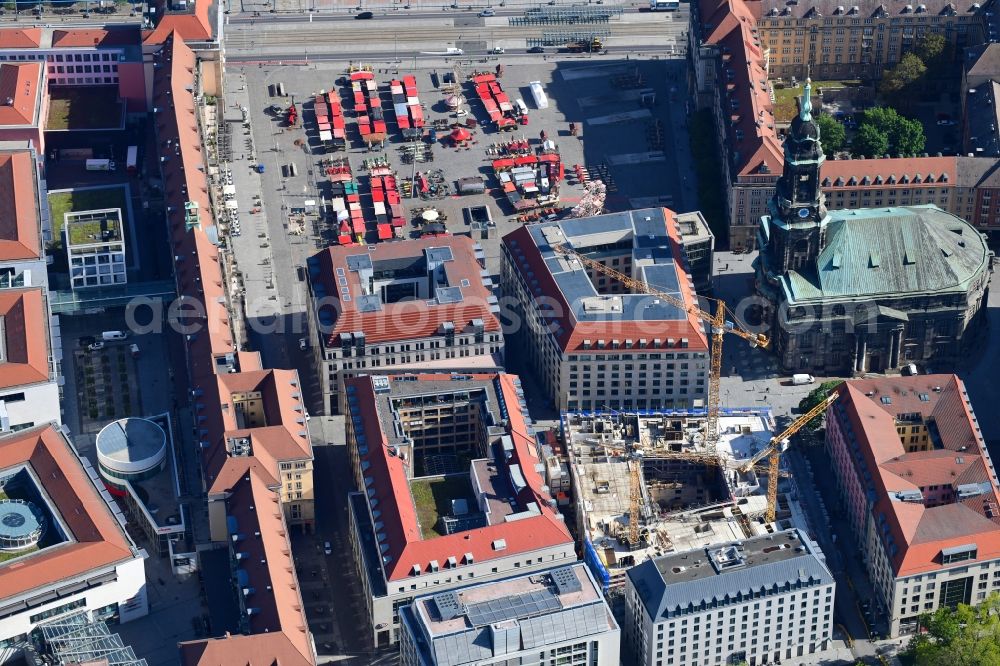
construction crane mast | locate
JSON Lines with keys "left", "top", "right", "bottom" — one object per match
{"left": 551, "top": 244, "right": 769, "bottom": 449}
{"left": 739, "top": 392, "right": 840, "bottom": 522}
{"left": 628, "top": 457, "right": 642, "bottom": 547}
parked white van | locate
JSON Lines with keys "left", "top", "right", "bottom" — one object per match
{"left": 791, "top": 373, "right": 815, "bottom": 385}
{"left": 102, "top": 330, "right": 128, "bottom": 341}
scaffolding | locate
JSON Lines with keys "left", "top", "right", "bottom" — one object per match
{"left": 39, "top": 611, "right": 148, "bottom": 666}
{"left": 527, "top": 30, "right": 612, "bottom": 47}
{"left": 509, "top": 6, "right": 622, "bottom": 25}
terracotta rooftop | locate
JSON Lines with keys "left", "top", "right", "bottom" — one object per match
{"left": 308, "top": 236, "right": 501, "bottom": 347}
{"left": 144, "top": 0, "right": 215, "bottom": 44}
{"left": 0, "top": 288, "right": 50, "bottom": 391}
{"left": 201, "top": 367, "right": 312, "bottom": 496}
{"left": 178, "top": 472, "right": 313, "bottom": 666}
{"left": 179, "top": 632, "right": 312, "bottom": 666}
{"left": 154, "top": 32, "right": 312, "bottom": 665}
{"left": 0, "top": 63, "right": 42, "bottom": 128}
{"left": 51, "top": 27, "right": 140, "bottom": 48}
{"left": 0, "top": 29, "right": 42, "bottom": 49}
{"left": 0, "top": 425, "right": 139, "bottom": 600}
{"left": 0, "top": 150, "right": 40, "bottom": 261}
{"left": 346, "top": 372, "right": 573, "bottom": 583}
{"left": 820, "top": 157, "right": 958, "bottom": 188}
{"left": 834, "top": 375, "right": 1000, "bottom": 577}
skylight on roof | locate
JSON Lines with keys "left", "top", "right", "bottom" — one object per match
{"left": 880, "top": 396, "right": 892, "bottom": 404}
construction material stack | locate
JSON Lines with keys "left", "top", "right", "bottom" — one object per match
{"left": 369, "top": 160, "right": 406, "bottom": 240}
{"left": 316, "top": 91, "right": 346, "bottom": 151}
{"left": 351, "top": 71, "right": 387, "bottom": 148}
{"left": 391, "top": 75, "right": 425, "bottom": 141}
{"left": 491, "top": 152, "right": 563, "bottom": 210}
{"left": 472, "top": 73, "right": 524, "bottom": 131}
{"left": 327, "top": 158, "right": 364, "bottom": 245}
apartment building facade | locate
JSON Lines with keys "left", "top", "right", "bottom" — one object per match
{"left": 759, "top": 0, "right": 984, "bottom": 81}
{"left": 344, "top": 373, "right": 576, "bottom": 648}
{"left": 306, "top": 237, "right": 504, "bottom": 415}
{"left": 501, "top": 209, "right": 710, "bottom": 413}
{"left": 0, "top": 26, "right": 147, "bottom": 112}
{"left": 0, "top": 144, "right": 60, "bottom": 433}
{"left": 399, "top": 564, "right": 620, "bottom": 666}
{"left": 826, "top": 376, "right": 1000, "bottom": 636}
{"left": 691, "top": 0, "right": 1000, "bottom": 248}
{"left": 626, "top": 529, "right": 835, "bottom": 666}
{"left": 0, "top": 425, "right": 149, "bottom": 646}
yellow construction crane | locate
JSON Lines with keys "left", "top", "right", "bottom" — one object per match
{"left": 550, "top": 244, "right": 769, "bottom": 449}
{"left": 739, "top": 392, "right": 840, "bottom": 522}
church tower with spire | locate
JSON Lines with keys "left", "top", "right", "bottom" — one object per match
{"left": 761, "top": 80, "right": 829, "bottom": 274}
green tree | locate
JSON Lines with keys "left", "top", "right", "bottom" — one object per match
{"left": 853, "top": 124, "right": 889, "bottom": 158}
{"left": 914, "top": 32, "right": 946, "bottom": 64}
{"left": 854, "top": 107, "right": 926, "bottom": 157}
{"left": 796, "top": 380, "right": 843, "bottom": 431}
{"left": 886, "top": 114, "right": 926, "bottom": 156}
{"left": 904, "top": 594, "right": 1000, "bottom": 666}
{"left": 879, "top": 52, "right": 927, "bottom": 97}
{"left": 816, "top": 114, "right": 846, "bottom": 156}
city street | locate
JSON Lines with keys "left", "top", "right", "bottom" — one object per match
{"left": 223, "top": 12, "right": 687, "bottom": 58}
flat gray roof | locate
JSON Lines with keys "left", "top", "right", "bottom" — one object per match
{"left": 524, "top": 208, "right": 692, "bottom": 324}
{"left": 628, "top": 529, "right": 834, "bottom": 621}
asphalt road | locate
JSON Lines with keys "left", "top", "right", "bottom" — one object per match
{"left": 222, "top": 5, "right": 689, "bottom": 56}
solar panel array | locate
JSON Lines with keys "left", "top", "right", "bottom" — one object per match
{"left": 466, "top": 590, "right": 561, "bottom": 627}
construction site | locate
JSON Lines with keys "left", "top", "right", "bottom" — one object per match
{"left": 565, "top": 398, "right": 835, "bottom": 592}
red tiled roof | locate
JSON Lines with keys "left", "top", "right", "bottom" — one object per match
{"left": 835, "top": 375, "right": 1000, "bottom": 577}
{"left": 0, "top": 288, "right": 50, "bottom": 390}
{"left": 698, "top": 0, "right": 782, "bottom": 179}
{"left": 178, "top": 473, "right": 313, "bottom": 666}
{"left": 501, "top": 209, "right": 709, "bottom": 354}
{"left": 347, "top": 373, "right": 573, "bottom": 582}
{"left": 179, "top": 632, "right": 312, "bottom": 666}
{"left": 155, "top": 33, "right": 312, "bottom": 664}
{"left": 311, "top": 236, "right": 502, "bottom": 346}
{"left": 0, "top": 29, "right": 42, "bottom": 49}
{"left": 0, "top": 63, "right": 42, "bottom": 128}
{"left": 0, "top": 425, "right": 137, "bottom": 600}
{"left": 51, "top": 27, "right": 140, "bottom": 48}
{"left": 0, "top": 150, "right": 40, "bottom": 261}
{"left": 144, "top": 0, "right": 213, "bottom": 44}
{"left": 820, "top": 157, "right": 958, "bottom": 188}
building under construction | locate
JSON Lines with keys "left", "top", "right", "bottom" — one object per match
{"left": 565, "top": 408, "right": 818, "bottom": 592}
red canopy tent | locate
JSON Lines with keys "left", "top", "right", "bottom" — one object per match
{"left": 450, "top": 127, "right": 472, "bottom": 143}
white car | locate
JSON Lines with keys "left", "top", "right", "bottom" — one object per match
{"left": 89, "top": 341, "right": 105, "bottom": 351}
{"left": 323, "top": 541, "right": 332, "bottom": 555}
{"left": 479, "top": 7, "right": 495, "bottom": 16}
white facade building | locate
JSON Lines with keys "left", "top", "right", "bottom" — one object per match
{"left": 399, "top": 564, "right": 620, "bottom": 666}
{"left": 0, "top": 425, "right": 148, "bottom": 650}
{"left": 306, "top": 237, "right": 504, "bottom": 414}
{"left": 0, "top": 144, "right": 61, "bottom": 434}
{"left": 626, "top": 529, "right": 835, "bottom": 666}
{"left": 345, "top": 373, "right": 577, "bottom": 648}
{"left": 501, "top": 209, "right": 711, "bottom": 413}
{"left": 64, "top": 208, "right": 127, "bottom": 290}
